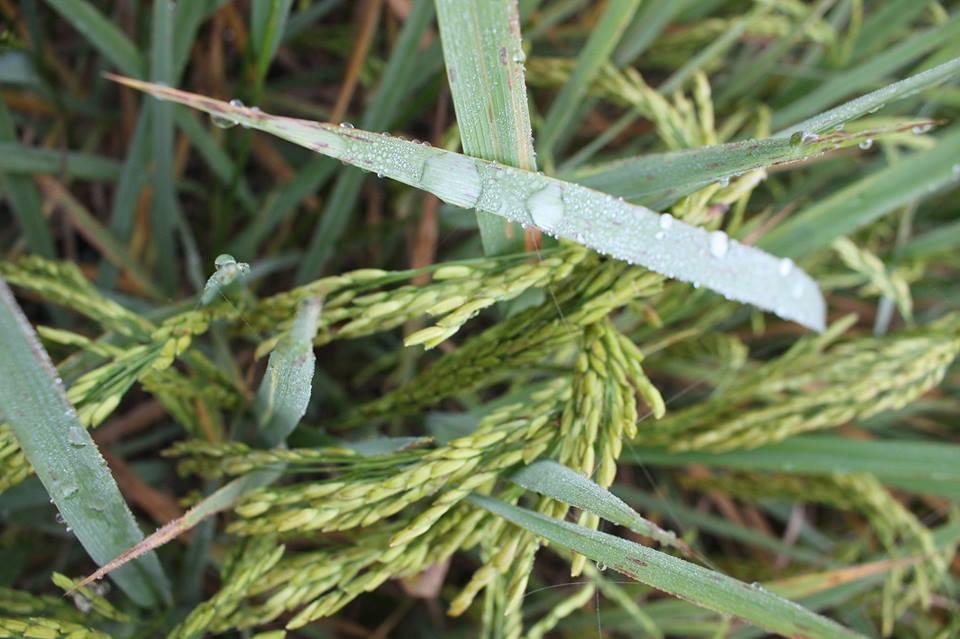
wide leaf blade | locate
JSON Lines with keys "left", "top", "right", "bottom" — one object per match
{"left": 0, "top": 278, "right": 170, "bottom": 607}
{"left": 104, "top": 76, "right": 828, "bottom": 332}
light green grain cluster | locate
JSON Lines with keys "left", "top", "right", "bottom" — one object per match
{"left": 642, "top": 10, "right": 834, "bottom": 68}
{"left": 50, "top": 574, "right": 128, "bottom": 623}
{"left": 344, "top": 260, "right": 663, "bottom": 425}
{"left": 165, "top": 439, "right": 359, "bottom": 478}
{"left": 0, "top": 616, "right": 110, "bottom": 639}
{"left": 639, "top": 316, "right": 960, "bottom": 451}
{"left": 166, "top": 536, "right": 284, "bottom": 639}
{"left": 524, "top": 582, "right": 596, "bottom": 639}
{"left": 831, "top": 236, "right": 914, "bottom": 322}
{"left": 0, "top": 588, "right": 83, "bottom": 623}
{"left": 0, "top": 257, "right": 150, "bottom": 339}
{"left": 249, "top": 245, "right": 588, "bottom": 351}
{"left": 228, "top": 387, "right": 563, "bottom": 537}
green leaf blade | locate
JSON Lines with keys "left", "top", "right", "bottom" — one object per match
{"left": 108, "top": 77, "right": 827, "bottom": 332}
{"left": 0, "top": 278, "right": 170, "bottom": 607}
{"left": 468, "top": 494, "right": 866, "bottom": 639}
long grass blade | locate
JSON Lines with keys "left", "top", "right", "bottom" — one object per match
{"left": 435, "top": 0, "right": 538, "bottom": 255}
{"left": 468, "top": 494, "right": 866, "bottom": 639}
{"left": 108, "top": 76, "right": 828, "bottom": 331}
{"left": 777, "top": 56, "right": 960, "bottom": 137}
{"left": 511, "top": 460, "right": 686, "bottom": 551}
{"left": 294, "top": 0, "right": 437, "bottom": 282}
{"left": 536, "top": 0, "right": 642, "bottom": 163}
{"left": 256, "top": 296, "right": 323, "bottom": 446}
{"left": 0, "top": 99, "right": 55, "bottom": 257}
{"left": 761, "top": 125, "right": 960, "bottom": 257}
{"left": 0, "top": 278, "right": 170, "bottom": 607}
{"left": 44, "top": 0, "right": 143, "bottom": 78}
{"left": 567, "top": 120, "right": 927, "bottom": 206}
{"left": 771, "top": 15, "right": 960, "bottom": 129}
{"left": 150, "top": 0, "right": 178, "bottom": 292}
{"left": 0, "top": 143, "right": 120, "bottom": 180}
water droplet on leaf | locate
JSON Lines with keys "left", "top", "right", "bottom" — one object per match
{"left": 778, "top": 258, "right": 794, "bottom": 277}
{"left": 858, "top": 138, "right": 873, "bottom": 150}
{"left": 67, "top": 427, "right": 86, "bottom": 447}
{"left": 708, "top": 231, "right": 729, "bottom": 258}
{"left": 658, "top": 214, "right": 674, "bottom": 230}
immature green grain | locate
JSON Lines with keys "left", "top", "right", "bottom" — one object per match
{"left": 50, "top": 574, "right": 128, "bottom": 623}
{"left": 0, "top": 616, "right": 111, "bottom": 639}
{"left": 0, "top": 588, "right": 83, "bottom": 623}
{"left": 229, "top": 398, "right": 559, "bottom": 537}
{"left": 639, "top": 318, "right": 960, "bottom": 451}
{"left": 524, "top": 582, "right": 597, "bottom": 639}
{"left": 166, "top": 536, "right": 284, "bottom": 639}
{"left": 832, "top": 236, "right": 913, "bottom": 322}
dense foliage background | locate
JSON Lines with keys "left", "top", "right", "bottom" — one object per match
{"left": 1, "top": 1, "right": 959, "bottom": 637}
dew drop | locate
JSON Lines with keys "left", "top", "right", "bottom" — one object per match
{"left": 912, "top": 124, "right": 932, "bottom": 135}
{"left": 67, "top": 426, "right": 86, "bottom": 447}
{"left": 716, "top": 176, "right": 730, "bottom": 187}
{"left": 63, "top": 485, "right": 78, "bottom": 498}
{"left": 55, "top": 512, "right": 65, "bottom": 524}
{"left": 214, "top": 253, "right": 237, "bottom": 269}
{"left": 72, "top": 594, "right": 93, "bottom": 614}
{"left": 789, "top": 131, "right": 803, "bottom": 146}
{"left": 210, "top": 115, "right": 236, "bottom": 129}
{"left": 376, "top": 171, "right": 384, "bottom": 178}
{"left": 708, "top": 230, "right": 729, "bottom": 258}
{"left": 658, "top": 213, "right": 674, "bottom": 230}
{"left": 339, "top": 122, "right": 354, "bottom": 129}
{"left": 800, "top": 132, "right": 819, "bottom": 144}
{"left": 750, "top": 581, "right": 764, "bottom": 590}
{"left": 778, "top": 258, "right": 794, "bottom": 277}
{"left": 65, "top": 526, "right": 72, "bottom": 533}
{"left": 858, "top": 138, "right": 873, "bottom": 150}
{"left": 512, "top": 50, "right": 527, "bottom": 63}
{"left": 596, "top": 562, "right": 607, "bottom": 572}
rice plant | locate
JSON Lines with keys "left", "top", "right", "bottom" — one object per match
{"left": 1, "top": 2, "right": 959, "bottom": 638}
